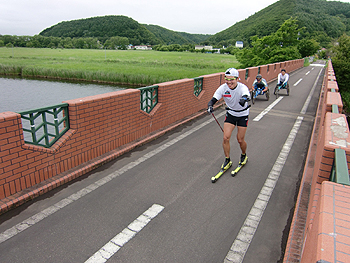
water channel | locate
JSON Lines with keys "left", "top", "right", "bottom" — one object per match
{"left": 0, "top": 76, "right": 135, "bottom": 113}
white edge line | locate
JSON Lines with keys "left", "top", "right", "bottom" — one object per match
{"left": 84, "top": 204, "right": 164, "bottom": 263}
{"left": 300, "top": 67, "right": 323, "bottom": 115}
{"left": 224, "top": 116, "right": 304, "bottom": 263}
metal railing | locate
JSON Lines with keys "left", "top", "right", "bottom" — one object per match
{"left": 193, "top": 77, "right": 203, "bottom": 97}
{"left": 19, "top": 103, "right": 69, "bottom": 148}
{"left": 330, "top": 148, "right": 350, "bottom": 186}
{"left": 139, "top": 85, "right": 158, "bottom": 113}
{"left": 332, "top": 104, "right": 339, "bottom": 113}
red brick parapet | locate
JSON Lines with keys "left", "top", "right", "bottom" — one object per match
{"left": 283, "top": 60, "right": 350, "bottom": 263}
{"left": 0, "top": 59, "right": 304, "bottom": 212}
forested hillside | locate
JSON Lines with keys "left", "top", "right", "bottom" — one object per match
{"left": 39, "top": 15, "right": 211, "bottom": 45}
{"left": 206, "top": 0, "right": 350, "bottom": 48}
{"left": 40, "top": 16, "right": 161, "bottom": 45}
{"left": 144, "top": 25, "right": 211, "bottom": 44}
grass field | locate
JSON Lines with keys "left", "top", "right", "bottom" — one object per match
{"left": 0, "top": 47, "right": 240, "bottom": 86}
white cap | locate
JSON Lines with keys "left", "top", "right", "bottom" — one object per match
{"left": 225, "top": 68, "right": 239, "bottom": 78}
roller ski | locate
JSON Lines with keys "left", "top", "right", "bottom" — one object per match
{"left": 211, "top": 158, "right": 232, "bottom": 183}
{"left": 231, "top": 154, "right": 248, "bottom": 176}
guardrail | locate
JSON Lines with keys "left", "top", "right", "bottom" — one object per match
{"left": 330, "top": 148, "right": 350, "bottom": 186}
{"left": 18, "top": 103, "right": 69, "bottom": 148}
{"left": 330, "top": 92, "right": 349, "bottom": 185}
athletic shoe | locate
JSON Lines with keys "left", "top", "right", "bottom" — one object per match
{"left": 239, "top": 154, "right": 248, "bottom": 165}
{"left": 221, "top": 158, "right": 232, "bottom": 170}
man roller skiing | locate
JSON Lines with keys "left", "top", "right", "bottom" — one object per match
{"left": 208, "top": 68, "right": 250, "bottom": 175}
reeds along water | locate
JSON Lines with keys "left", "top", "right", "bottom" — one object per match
{"left": 0, "top": 65, "right": 161, "bottom": 86}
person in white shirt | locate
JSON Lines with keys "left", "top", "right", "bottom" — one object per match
{"left": 207, "top": 68, "right": 250, "bottom": 171}
{"left": 274, "top": 69, "right": 289, "bottom": 95}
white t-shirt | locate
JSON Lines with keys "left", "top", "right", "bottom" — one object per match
{"left": 278, "top": 73, "right": 289, "bottom": 84}
{"left": 213, "top": 82, "right": 250, "bottom": 117}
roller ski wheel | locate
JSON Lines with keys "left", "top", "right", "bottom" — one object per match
{"left": 211, "top": 161, "right": 232, "bottom": 183}
{"left": 231, "top": 164, "right": 244, "bottom": 177}
{"left": 231, "top": 155, "right": 248, "bottom": 177}
{"left": 287, "top": 84, "right": 290, "bottom": 96}
{"left": 266, "top": 89, "right": 270, "bottom": 101}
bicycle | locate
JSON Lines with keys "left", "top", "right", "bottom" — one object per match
{"left": 274, "top": 82, "right": 289, "bottom": 99}
{"left": 251, "top": 87, "right": 269, "bottom": 104}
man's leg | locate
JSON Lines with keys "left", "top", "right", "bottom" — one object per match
{"left": 236, "top": 126, "right": 247, "bottom": 154}
{"left": 223, "top": 122, "right": 235, "bottom": 158}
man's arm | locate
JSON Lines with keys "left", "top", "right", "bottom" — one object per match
{"left": 284, "top": 74, "right": 290, "bottom": 83}
{"left": 207, "top": 97, "right": 218, "bottom": 113}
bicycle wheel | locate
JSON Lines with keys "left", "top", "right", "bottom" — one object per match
{"left": 266, "top": 89, "right": 270, "bottom": 101}
{"left": 287, "top": 83, "right": 290, "bottom": 96}
{"left": 251, "top": 91, "right": 256, "bottom": 104}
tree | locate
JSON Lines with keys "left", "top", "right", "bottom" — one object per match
{"left": 331, "top": 34, "right": 350, "bottom": 92}
{"left": 297, "top": 39, "right": 320, "bottom": 57}
{"left": 331, "top": 34, "right": 350, "bottom": 112}
{"left": 104, "top": 36, "right": 129, "bottom": 49}
{"left": 237, "top": 18, "right": 303, "bottom": 67}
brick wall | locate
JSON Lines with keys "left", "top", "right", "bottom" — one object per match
{"left": 0, "top": 59, "right": 304, "bottom": 202}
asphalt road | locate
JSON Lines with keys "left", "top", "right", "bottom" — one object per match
{"left": 0, "top": 61, "right": 325, "bottom": 263}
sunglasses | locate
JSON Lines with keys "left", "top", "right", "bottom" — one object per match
{"left": 225, "top": 77, "right": 238, "bottom": 81}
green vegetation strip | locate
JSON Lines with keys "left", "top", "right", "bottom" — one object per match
{"left": 0, "top": 48, "right": 239, "bottom": 86}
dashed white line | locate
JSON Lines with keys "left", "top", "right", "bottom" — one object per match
{"left": 85, "top": 204, "right": 164, "bottom": 263}
{"left": 305, "top": 71, "right": 310, "bottom": 75}
{"left": 253, "top": 97, "right": 283, "bottom": 122}
{"left": 293, "top": 78, "right": 303, "bottom": 86}
{"left": 224, "top": 116, "right": 304, "bottom": 263}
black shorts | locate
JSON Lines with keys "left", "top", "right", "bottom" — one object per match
{"left": 224, "top": 113, "right": 249, "bottom": 127}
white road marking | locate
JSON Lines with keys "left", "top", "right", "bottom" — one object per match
{"left": 84, "top": 204, "right": 164, "bottom": 263}
{"left": 253, "top": 97, "right": 283, "bottom": 122}
{"left": 310, "top": 63, "right": 326, "bottom": 67}
{"left": 224, "top": 116, "right": 304, "bottom": 263}
{"left": 306, "top": 71, "right": 310, "bottom": 75}
{"left": 300, "top": 67, "right": 323, "bottom": 115}
{"left": 294, "top": 78, "right": 303, "bottom": 86}
{"left": 0, "top": 111, "right": 226, "bottom": 244}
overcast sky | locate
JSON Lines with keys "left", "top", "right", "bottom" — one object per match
{"left": 1, "top": 0, "right": 350, "bottom": 36}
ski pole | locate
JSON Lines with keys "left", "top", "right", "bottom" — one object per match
{"left": 211, "top": 113, "right": 223, "bottom": 132}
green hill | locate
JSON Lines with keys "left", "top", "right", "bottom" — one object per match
{"left": 143, "top": 24, "right": 211, "bottom": 44}
{"left": 206, "top": 0, "right": 350, "bottom": 47}
{"left": 39, "top": 15, "right": 211, "bottom": 45}
{"left": 40, "top": 15, "right": 161, "bottom": 45}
